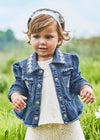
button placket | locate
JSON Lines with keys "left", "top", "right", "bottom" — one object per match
{"left": 51, "top": 64, "right": 66, "bottom": 121}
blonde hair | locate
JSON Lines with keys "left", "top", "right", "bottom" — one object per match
{"left": 26, "top": 8, "right": 70, "bottom": 47}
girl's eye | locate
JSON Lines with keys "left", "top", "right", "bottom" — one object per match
{"left": 46, "top": 36, "right": 52, "bottom": 39}
{"left": 34, "top": 36, "right": 39, "bottom": 39}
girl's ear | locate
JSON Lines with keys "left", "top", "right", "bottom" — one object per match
{"left": 28, "top": 33, "right": 32, "bottom": 45}
{"left": 57, "top": 36, "right": 63, "bottom": 46}
{"left": 28, "top": 33, "right": 31, "bottom": 41}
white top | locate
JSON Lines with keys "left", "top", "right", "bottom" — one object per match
{"left": 38, "top": 58, "right": 64, "bottom": 125}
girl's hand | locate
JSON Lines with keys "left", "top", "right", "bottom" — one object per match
{"left": 11, "top": 92, "right": 27, "bottom": 111}
{"left": 80, "top": 85, "right": 95, "bottom": 104}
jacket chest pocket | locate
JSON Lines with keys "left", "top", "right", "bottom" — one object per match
{"left": 22, "top": 75, "right": 35, "bottom": 96}
{"left": 61, "top": 68, "right": 74, "bottom": 100}
{"left": 61, "top": 69, "right": 72, "bottom": 88}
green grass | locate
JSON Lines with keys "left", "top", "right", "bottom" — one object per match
{"left": 0, "top": 94, "right": 27, "bottom": 140}
{"left": 80, "top": 93, "right": 100, "bottom": 139}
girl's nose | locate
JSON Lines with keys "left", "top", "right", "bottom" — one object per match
{"left": 39, "top": 38, "right": 46, "bottom": 44}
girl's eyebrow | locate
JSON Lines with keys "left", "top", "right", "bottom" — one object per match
{"left": 31, "top": 34, "right": 39, "bottom": 36}
{"left": 31, "top": 33, "right": 56, "bottom": 36}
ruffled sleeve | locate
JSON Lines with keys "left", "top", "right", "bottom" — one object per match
{"left": 13, "top": 62, "right": 22, "bottom": 79}
{"left": 8, "top": 62, "right": 28, "bottom": 102}
{"left": 70, "top": 53, "right": 91, "bottom": 95}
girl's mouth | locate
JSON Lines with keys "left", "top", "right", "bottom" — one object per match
{"left": 39, "top": 48, "right": 47, "bottom": 51}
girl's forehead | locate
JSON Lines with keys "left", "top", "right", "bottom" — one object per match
{"left": 33, "top": 22, "right": 58, "bottom": 34}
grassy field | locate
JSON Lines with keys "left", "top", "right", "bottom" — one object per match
{"left": 0, "top": 42, "right": 100, "bottom": 140}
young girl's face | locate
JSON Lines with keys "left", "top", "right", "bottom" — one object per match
{"left": 29, "top": 22, "right": 62, "bottom": 61}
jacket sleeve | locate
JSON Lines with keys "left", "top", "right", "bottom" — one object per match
{"left": 70, "top": 53, "right": 91, "bottom": 95}
{"left": 8, "top": 62, "right": 28, "bottom": 102}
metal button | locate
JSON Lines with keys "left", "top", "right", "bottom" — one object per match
{"left": 36, "top": 101, "right": 40, "bottom": 105}
{"left": 39, "top": 70, "right": 43, "bottom": 73}
{"left": 59, "top": 96, "right": 62, "bottom": 99}
{"left": 37, "top": 84, "right": 41, "bottom": 88}
{"left": 34, "top": 116, "right": 38, "bottom": 121}
{"left": 64, "top": 114, "right": 67, "bottom": 118}
{"left": 52, "top": 65, "right": 55, "bottom": 68}
{"left": 55, "top": 78, "right": 58, "bottom": 81}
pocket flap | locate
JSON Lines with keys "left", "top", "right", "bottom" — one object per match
{"left": 61, "top": 68, "right": 73, "bottom": 75}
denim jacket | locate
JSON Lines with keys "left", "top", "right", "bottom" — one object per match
{"left": 8, "top": 48, "right": 90, "bottom": 128}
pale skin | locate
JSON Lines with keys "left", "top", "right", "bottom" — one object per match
{"left": 80, "top": 85, "right": 95, "bottom": 104}
{"left": 11, "top": 92, "right": 27, "bottom": 112}
{"left": 11, "top": 22, "right": 95, "bottom": 111}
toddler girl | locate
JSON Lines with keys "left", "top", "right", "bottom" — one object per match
{"left": 8, "top": 8, "right": 95, "bottom": 140}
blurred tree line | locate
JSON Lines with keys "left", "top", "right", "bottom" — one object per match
{"left": 61, "top": 37, "right": 100, "bottom": 59}
{"left": 0, "top": 29, "right": 24, "bottom": 51}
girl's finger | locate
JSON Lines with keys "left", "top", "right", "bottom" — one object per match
{"left": 85, "top": 94, "right": 95, "bottom": 104}
{"left": 83, "top": 98, "right": 88, "bottom": 103}
{"left": 13, "top": 103, "right": 21, "bottom": 111}
{"left": 85, "top": 98, "right": 91, "bottom": 104}
{"left": 21, "top": 95, "right": 27, "bottom": 100}
{"left": 17, "top": 100, "right": 26, "bottom": 108}
{"left": 80, "top": 90, "right": 86, "bottom": 99}
{"left": 13, "top": 102, "right": 25, "bottom": 111}
{"left": 14, "top": 108, "right": 20, "bottom": 112}
{"left": 90, "top": 96, "right": 95, "bottom": 104}
{"left": 16, "top": 100, "right": 26, "bottom": 109}
{"left": 82, "top": 92, "right": 89, "bottom": 103}
{"left": 14, "top": 95, "right": 27, "bottom": 105}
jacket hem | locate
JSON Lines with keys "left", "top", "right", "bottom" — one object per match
{"left": 12, "top": 108, "right": 83, "bottom": 128}
{"left": 12, "top": 110, "right": 38, "bottom": 128}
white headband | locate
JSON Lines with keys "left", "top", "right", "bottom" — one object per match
{"left": 30, "top": 10, "right": 63, "bottom": 28}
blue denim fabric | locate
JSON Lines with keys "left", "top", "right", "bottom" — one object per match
{"left": 8, "top": 48, "right": 90, "bottom": 128}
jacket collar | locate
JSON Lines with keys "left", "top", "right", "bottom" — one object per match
{"left": 26, "top": 48, "right": 66, "bottom": 74}
{"left": 52, "top": 48, "right": 66, "bottom": 64}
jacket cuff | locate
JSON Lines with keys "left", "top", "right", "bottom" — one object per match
{"left": 8, "top": 87, "right": 24, "bottom": 102}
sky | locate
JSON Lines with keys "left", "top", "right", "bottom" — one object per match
{"left": 0, "top": 0, "right": 100, "bottom": 40}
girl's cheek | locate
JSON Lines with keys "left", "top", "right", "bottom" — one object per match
{"left": 33, "top": 39, "right": 39, "bottom": 43}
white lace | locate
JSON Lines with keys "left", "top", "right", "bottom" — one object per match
{"left": 25, "top": 121, "right": 85, "bottom": 140}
